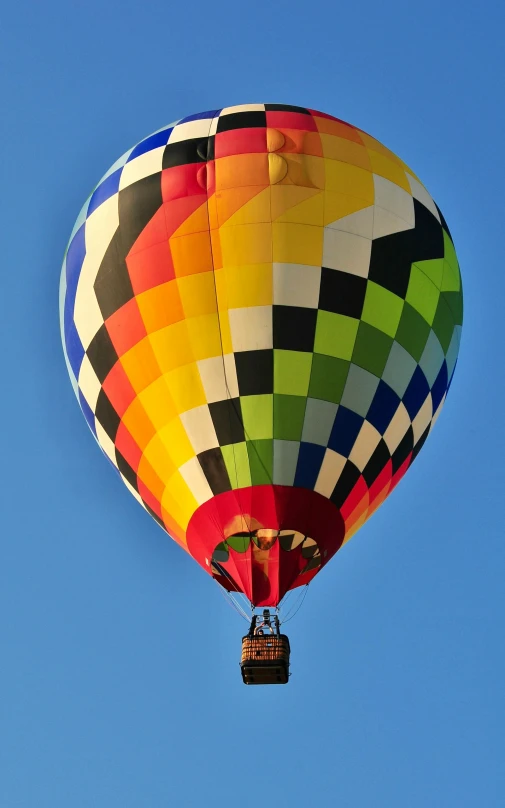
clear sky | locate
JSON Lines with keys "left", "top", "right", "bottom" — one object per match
{"left": 2, "top": 1, "right": 504, "bottom": 806}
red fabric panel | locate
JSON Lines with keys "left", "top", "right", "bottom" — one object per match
{"left": 214, "top": 128, "right": 267, "bottom": 158}
{"left": 102, "top": 361, "right": 137, "bottom": 417}
{"left": 186, "top": 485, "right": 345, "bottom": 606}
{"left": 266, "top": 111, "right": 318, "bottom": 131}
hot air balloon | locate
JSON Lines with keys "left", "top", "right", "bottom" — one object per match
{"left": 60, "top": 104, "right": 462, "bottom": 684}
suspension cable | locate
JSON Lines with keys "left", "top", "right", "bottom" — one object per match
{"left": 280, "top": 585, "right": 310, "bottom": 624}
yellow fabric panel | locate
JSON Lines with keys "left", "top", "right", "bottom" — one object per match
{"left": 216, "top": 309, "right": 233, "bottom": 354}
{"left": 148, "top": 321, "right": 194, "bottom": 373}
{"left": 358, "top": 131, "right": 402, "bottom": 163}
{"left": 399, "top": 159, "right": 420, "bottom": 182}
{"left": 137, "top": 376, "right": 177, "bottom": 431}
{"left": 170, "top": 231, "right": 214, "bottom": 277}
{"left": 219, "top": 223, "right": 273, "bottom": 266}
{"left": 164, "top": 362, "right": 206, "bottom": 413}
{"left": 324, "top": 159, "right": 375, "bottom": 201}
{"left": 142, "top": 431, "right": 178, "bottom": 482}
{"left": 120, "top": 337, "right": 162, "bottom": 393}
{"left": 268, "top": 153, "right": 288, "bottom": 184}
{"left": 213, "top": 267, "right": 228, "bottom": 309}
{"left": 185, "top": 312, "right": 223, "bottom": 360}
{"left": 221, "top": 263, "right": 273, "bottom": 308}
{"left": 177, "top": 270, "right": 217, "bottom": 318}
{"left": 323, "top": 191, "right": 372, "bottom": 225}
{"left": 271, "top": 186, "right": 322, "bottom": 224}
{"left": 158, "top": 417, "right": 195, "bottom": 468}
{"left": 136, "top": 280, "right": 184, "bottom": 333}
{"left": 272, "top": 222, "right": 323, "bottom": 266}
{"left": 217, "top": 186, "right": 270, "bottom": 227}
{"left": 161, "top": 471, "right": 199, "bottom": 531}
{"left": 320, "top": 134, "right": 372, "bottom": 171}
{"left": 368, "top": 150, "right": 411, "bottom": 191}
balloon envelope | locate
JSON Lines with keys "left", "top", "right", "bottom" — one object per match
{"left": 60, "top": 104, "right": 462, "bottom": 606}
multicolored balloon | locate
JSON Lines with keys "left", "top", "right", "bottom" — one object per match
{"left": 60, "top": 104, "right": 462, "bottom": 607}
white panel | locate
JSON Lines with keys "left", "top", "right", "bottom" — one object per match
{"left": 228, "top": 306, "right": 273, "bottom": 351}
{"left": 407, "top": 175, "right": 441, "bottom": 222}
{"left": 73, "top": 194, "right": 119, "bottom": 349}
{"left": 168, "top": 119, "right": 212, "bottom": 143}
{"left": 349, "top": 420, "right": 381, "bottom": 471}
{"left": 119, "top": 146, "right": 164, "bottom": 190}
{"left": 383, "top": 401, "right": 411, "bottom": 453}
{"left": 180, "top": 405, "right": 219, "bottom": 454}
{"left": 273, "top": 263, "right": 321, "bottom": 308}
{"left": 412, "top": 394, "right": 433, "bottom": 444}
{"left": 197, "top": 354, "right": 239, "bottom": 403}
{"left": 373, "top": 175, "right": 415, "bottom": 225}
{"left": 223, "top": 354, "right": 240, "bottom": 398}
{"left": 372, "top": 206, "right": 414, "bottom": 239}
{"left": 220, "top": 104, "right": 266, "bottom": 115}
{"left": 326, "top": 205, "right": 374, "bottom": 238}
{"left": 78, "top": 354, "right": 101, "bottom": 411}
{"left": 179, "top": 457, "right": 214, "bottom": 505}
{"left": 314, "top": 449, "right": 346, "bottom": 497}
{"left": 122, "top": 477, "right": 145, "bottom": 505}
{"left": 322, "top": 229, "right": 371, "bottom": 277}
{"left": 95, "top": 422, "right": 116, "bottom": 463}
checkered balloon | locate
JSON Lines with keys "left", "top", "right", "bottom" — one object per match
{"left": 60, "top": 104, "right": 462, "bottom": 607}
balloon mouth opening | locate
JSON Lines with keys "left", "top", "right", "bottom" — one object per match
{"left": 211, "top": 528, "right": 322, "bottom": 575}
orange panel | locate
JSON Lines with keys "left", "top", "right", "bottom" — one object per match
{"left": 121, "top": 397, "right": 157, "bottom": 450}
{"left": 215, "top": 153, "right": 270, "bottom": 190}
{"left": 216, "top": 185, "right": 269, "bottom": 226}
{"left": 120, "top": 337, "right": 162, "bottom": 393}
{"left": 170, "top": 231, "right": 214, "bottom": 277}
{"left": 272, "top": 128, "right": 323, "bottom": 157}
{"left": 136, "top": 279, "right": 184, "bottom": 333}
{"left": 312, "top": 116, "right": 363, "bottom": 142}
{"left": 137, "top": 454, "right": 167, "bottom": 501}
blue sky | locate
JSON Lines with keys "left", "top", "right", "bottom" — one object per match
{"left": 2, "top": 1, "right": 504, "bottom": 805}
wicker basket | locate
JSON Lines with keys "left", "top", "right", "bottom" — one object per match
{"left": 240, "top": 634, "right": 290, "bottom": 685}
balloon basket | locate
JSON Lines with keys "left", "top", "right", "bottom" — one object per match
{"left": 240, "top": 610, "right": 290, "bottom": 685}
